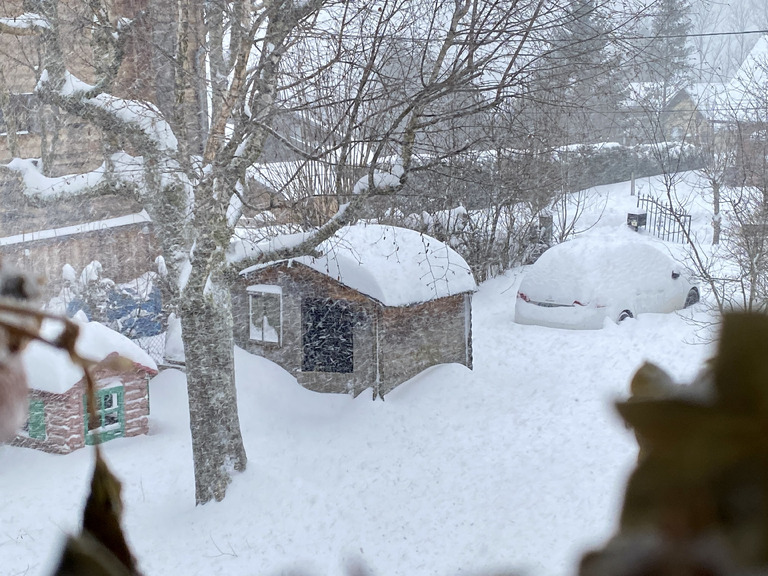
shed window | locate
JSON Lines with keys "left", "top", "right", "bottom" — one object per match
{"left": 21, "top": 399, "right": 46, "bottom": 440}
{"left": 84, "top": 387, "right": 125, "bottom": 444}
{"left": 302, "top": 298, "right": 353, "bottom": 373}
{"left": 248, "top": 285, "right": 282, "bottom": 345}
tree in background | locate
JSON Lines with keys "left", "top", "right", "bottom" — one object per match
{"left": 641, "top": 0, "right": 694, "bottom": 104}
{"left": 529, "top": 0, "right": 624, "bottom": 147}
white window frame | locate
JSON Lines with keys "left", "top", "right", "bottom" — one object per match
{"left": 247, "top": 284, "right": 282, "bottom": 345}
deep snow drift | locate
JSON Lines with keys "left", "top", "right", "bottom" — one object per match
{"left": 0, "top": 277, "right": 716, "bottom": 576}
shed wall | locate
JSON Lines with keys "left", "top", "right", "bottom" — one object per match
{"left": 0, "top": 223, "right": 157, "bottom": 297}
{"left": 12, "top": 387, "right": 85, "bottom": 454}
{"left": 236, "top": 264, "right": 473, "bottom": 397}
{"left": 378, "top": 294, "right": 472, "bottom": 395}
{"left": 236, "top": 264, "right": 377, "bottom": 395}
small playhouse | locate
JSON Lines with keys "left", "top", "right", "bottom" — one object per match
{"left": 234, "top": 224, "right": 477, "bottom": 397}
{"left": 12, "top": 320, "right": 157, "bottom": 454}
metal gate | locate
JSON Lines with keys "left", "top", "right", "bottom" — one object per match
{"left": 636, "top": 194, "right": 692, "bottom": 243}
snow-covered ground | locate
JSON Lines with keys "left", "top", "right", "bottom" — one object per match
{"left": 1, "top": 174, "right": 720, "bottom": 576}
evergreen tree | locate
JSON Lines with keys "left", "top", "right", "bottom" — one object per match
{"left": 644, "top": 0, "right": 693, "bottom": 104}
{"left": 527, "top": 0, "right": 623, "bottom": 146}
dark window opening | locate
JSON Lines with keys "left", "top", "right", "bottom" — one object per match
{"left": 302, "top": 297, "right": 354, "bottom": 373}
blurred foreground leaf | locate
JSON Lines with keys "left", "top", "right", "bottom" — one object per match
{"left": 51, "top": 448, "right": 139, "bottom": 575}
{"left": 582, "top": 313, "right": 768, "bottom": 575}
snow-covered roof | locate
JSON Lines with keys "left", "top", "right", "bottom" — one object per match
{"left": 241, "top": 224, "right": 476, "bottom": 307}
{"left": 646, "top": 41, "right": 768, "bottom": 123}
{"left": 673, "top": 82, "right": 727, "bottom": 120}
{"left": 708, "top": 36, "right": 768, "bottom": 123}
{"left": 22, "top": 320, "right": 158, "bottom": 394}
{"left": 0, "top": 210, "right": 151, "bottom": 246}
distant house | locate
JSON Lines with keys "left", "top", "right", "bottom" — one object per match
{"left": 233, "top": 224, "right": 476, "bottom": 397}
{"left": 0, "top": 206, "right": 158, "bottom": 299}
{"left": 660, "top": 85, "right": 720, "bottom": 146}
{"left": 661, "top": 37, "right": 768, "bottom": 146}
{"left": 12, "top": 321, "right": 157, "bottom": 454}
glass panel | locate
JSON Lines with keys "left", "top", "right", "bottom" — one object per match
{"left": 84, "top": 388, "right": 125, "bottom": 444}
{"left": 27, "top": 399, "right": 46, "bottom": 440}
{"left": 250, "top": 292, "right": 281, "bottom": 344}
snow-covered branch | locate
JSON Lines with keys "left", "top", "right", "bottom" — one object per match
{"left": 229, "top": 162, "right": 406, "bottom": 270}
{"left": 5, "top": 152, "right": 144, "bottom": 201}
{"left": 36, "top": 71, "right": 178, "bottom": 155}
{"left": 228, "top": 200, "right": 355, "bottom": 269}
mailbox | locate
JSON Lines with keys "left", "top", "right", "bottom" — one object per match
{"left": 627, "top": 212, "right": 647, "bottom": 231}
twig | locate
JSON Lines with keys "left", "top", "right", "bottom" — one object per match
{"left": 0, "top": 299, "right": 101, "bottom": 441}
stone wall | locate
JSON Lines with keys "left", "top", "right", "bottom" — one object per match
{"left": 236, "top": 264, "right": 378, "bottom": 396}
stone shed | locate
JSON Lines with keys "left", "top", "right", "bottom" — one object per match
{"left": 12, "top": 320, "right": 157, "bottom": 453}
{"left": 234, "top": 224, "right": 476, "bottom": 397}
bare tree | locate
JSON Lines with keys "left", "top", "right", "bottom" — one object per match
{"left": 1, "top": 0, "right": 578, "bottom": 503}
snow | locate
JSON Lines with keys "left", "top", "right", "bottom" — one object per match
{"left": 0, "top": 210, "right": 151, "bottom": 247}
{"left": 352, "top": 170, "right": 401, "bottom": 195}
{"left": 5, "top": 152, "right": 145, "bottom": 202}
{"left": 516, "top": 234, "right": 695, "bottom": 329}
{"left": 0, "top": 272, "right": 716, "bottom": 576}
{"left": 5, "top": 157, "right": 107, "bottom": 201}
{"left": 163, "top": 313, "right": 185, "bottom": 363}
{"left": 21, "top": 320, "right": 157, "bottom": 394}
{"left": 228, "top": 230, "right": 313, "bottom": 264}
{"left": 79, "top": 261, "right": 103, "bottom": 285}
{"left": 0, "top": 12, "right": 49, "bottom": 30}
{"left": 241, "top": 224, "right": 477, "bottom": 307}
{"left": 0, "top": 172, "right": 725, "bottom": 576}
{"left": 40, "top": 71, "right": 178, "bottom": 152}
{"left": 693, "top": 35, "right": 768, "bottom": 123}
{"left": 61, "top": 263, "right": 77, "bottom": 284}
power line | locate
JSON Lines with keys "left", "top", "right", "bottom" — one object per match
{"left": 625, "top": 29, "right": 768, "bottom": 41}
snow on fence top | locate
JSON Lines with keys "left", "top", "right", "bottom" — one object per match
{"left": 22, "top": 320, "right": 157, "bottom": 394}
{"left": 241, "top": 224, "right": 476, "bottom": 307}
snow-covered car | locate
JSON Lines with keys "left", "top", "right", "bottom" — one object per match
{"left": 515, "top": 237, "right": 699, "bottom": 330}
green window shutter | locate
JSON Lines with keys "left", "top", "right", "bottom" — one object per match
{"left": 27, "top": 399, "right": 46, "bottom": 440}
{"left": 84, "top": 387, "right": 126, "bottom": 445}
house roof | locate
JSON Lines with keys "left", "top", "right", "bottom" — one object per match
{"left": 22, "top": 320, "right": 158, "bottom": 394}
{"left": 0, "top": 210, "right": 151, "bottom": 246}
{"left": 241, "top": 224, "right": 476, "bottom": 307}
{"left": 721, "top": 35, "right": 768, "bottom": 122}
